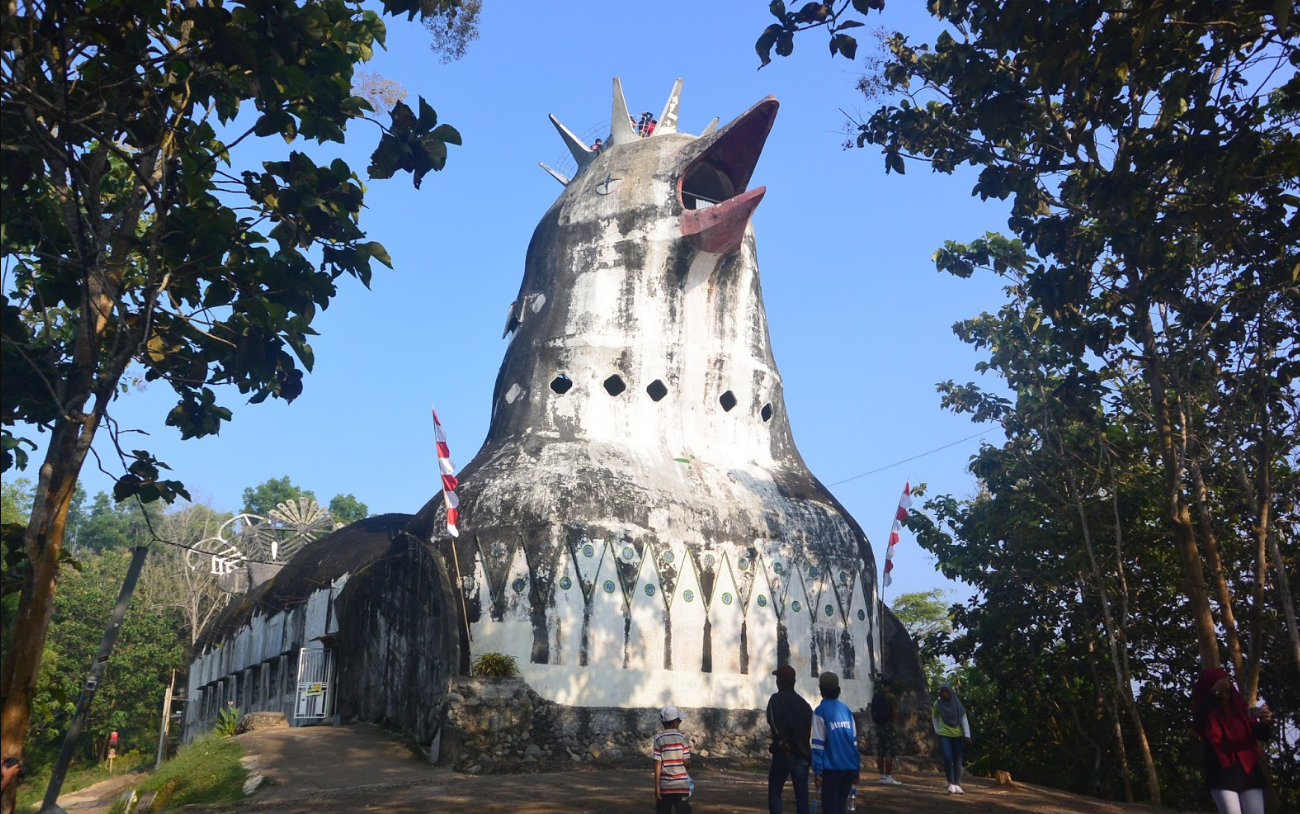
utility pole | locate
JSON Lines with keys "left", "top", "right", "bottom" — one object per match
{"left": 155, "top": 669, "right": 177, "bottom": 769}
{"left": 40, "top": 545, "right": 149, "bottom": 814}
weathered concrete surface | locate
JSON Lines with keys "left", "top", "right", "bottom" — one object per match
{"left": 184, "top": 514, "right": 412, "bottom": 740}
{"left": 879, "top": 605, "right": 934, "bottom": 758}
{"left": 409, "top": 81, "right": 882, "bottom": 713}
{"left": 333, "top": 531, "right": 459, "bottom": 749}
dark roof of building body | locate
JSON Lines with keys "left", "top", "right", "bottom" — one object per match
{"left": 194, "top": 512, "right": 413, "bottom": 651}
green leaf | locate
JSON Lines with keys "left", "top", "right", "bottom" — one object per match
{"left": 831, "top": 33, "right": 858, "bottom": 60}
{"left": 430, "top": 123, "right": 462, "bottom": 146}
{"left": 756, "top": 23, "right": 783, "bottom": 68}
{"left": 362, "top": 240, "right": 392, "bottom": 268}
{"left": 776, "top": 31, "right": 795, "bottom": 57}
{"left": 417, "top": 97, "right": 438, "bottom": 129}
{"left": 795, "top": 2, "right": 829, "bottom": 23}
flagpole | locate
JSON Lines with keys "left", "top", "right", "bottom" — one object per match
{"left": 880, "top": 482, "right": 912, "bottom": 681}
{"left": 433, "top": 406, "right": 473, "bottom": 648}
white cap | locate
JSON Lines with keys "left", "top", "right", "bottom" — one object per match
{"left": 659, "top": 704, "right": 684, "bottom": 724}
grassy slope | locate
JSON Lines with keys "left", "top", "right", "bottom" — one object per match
{"left": 135, "top": 735, "right": 247, "bottom": 809}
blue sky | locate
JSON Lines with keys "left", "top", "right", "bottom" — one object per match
{"left": 27, "top": 2, "right": 1018, "bottom": 605}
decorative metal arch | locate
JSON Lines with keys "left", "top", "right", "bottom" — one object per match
{"left": 185, "top": 498, "right": 338, "bottom": 582}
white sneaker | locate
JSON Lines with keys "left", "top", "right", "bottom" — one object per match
{"left": 947, "top": 784, "right": 956, "bottom": 794}
{"left": 954, "top": 785, "right": 965, "bottom": 794}
{"left": 878, "top": 776, "right": 891, "bottom": 784}
{"left": 885, "top": 776, "right": 902, "bottom": 785}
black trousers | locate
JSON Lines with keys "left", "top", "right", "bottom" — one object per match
{"left": 656, "top": 792, "right": 691, "bottom": 814}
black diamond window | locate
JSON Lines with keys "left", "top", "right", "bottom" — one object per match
{"left": 603, "top": 375, "right": 627, "bottom": 396}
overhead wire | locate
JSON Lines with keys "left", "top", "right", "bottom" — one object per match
{"left": 826, "top": 428, "right": 997, "bottom": 487}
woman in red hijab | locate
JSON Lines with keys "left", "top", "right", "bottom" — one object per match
{"left": 1192, "top": 668, "right": 1272, "bottom": 814}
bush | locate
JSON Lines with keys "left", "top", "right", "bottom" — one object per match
{"left": 471, "top": 652, "right": 519, "bottom": 678}
{"left": 215, "top": 703, "right": 241, "bottom": 737}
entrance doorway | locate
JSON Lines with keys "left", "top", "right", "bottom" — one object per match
{"left": 294, "top": 646, "right": 334, "bottom": 721}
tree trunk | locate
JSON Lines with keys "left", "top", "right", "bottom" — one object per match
{"left": 1138, "top": 311, "right": 1220, "bottom": 668}
{"left": 0, "top": 416, "right": 96, "bottom": 814}
{"left": 1266, "top": 524, "right": 1300, "bottom": 682}
{"left": 1234, "top": 458, "right": 1300, "bottom": 690}
{"left": 1109, "top": 697, "right": 1135, "bottom": 803}
{"left": 1187, "top": 457, "right": 1245, "bottom": 678}
{"left": 1068, "top": 471, "right": 1160, "bottom": 803}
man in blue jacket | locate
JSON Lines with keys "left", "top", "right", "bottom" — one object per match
{"left": 811, "top": 671, "right": 861, "bottom": 814}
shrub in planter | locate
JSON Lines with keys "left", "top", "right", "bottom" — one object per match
{"left": 471, "top": 652, "right": 519, "bottom": 678}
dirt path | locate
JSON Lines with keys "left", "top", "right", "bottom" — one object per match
{"left": 41, "top": 771, "right": 145, "bottom": 814}
{"left": 213, "top": 725, "right": 1189, "bottom": 814}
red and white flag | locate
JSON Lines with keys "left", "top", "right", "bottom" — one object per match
{"left": 432, "top": 405, "right": 460, "bottom": 538}
{"left": 883, "top": 482, "right": 912, "bottom": 588}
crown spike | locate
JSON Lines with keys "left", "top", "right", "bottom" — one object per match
{"left": 655, "top": 78, "right": 683, "bottom": 136}
{"left": 549, "top": 114, "right": 596, "bottom": 174}
{"left": 608, "top": 77, "right": 638, "bottom": 146}
{"left": 700, "top": 117, "right": 720, "bottom": 137}
{"left": 538, "top": 162, "right": 570, "bottom": 186}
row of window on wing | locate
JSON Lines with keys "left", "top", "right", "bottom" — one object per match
{"left": 550, "top": 374, "right": 774, "bottom": 422}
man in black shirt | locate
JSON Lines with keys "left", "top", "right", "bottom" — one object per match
{"left": 767, "top": 664, "right": 814, "bottom": 814}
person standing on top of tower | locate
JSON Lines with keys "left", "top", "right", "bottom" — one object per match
{"left": 591, "top": 138, "right": 603, "bottom": 153}
{"left": 767, "top": 664, "right": 813, "bottom": 814}
{"left": 812, "top": 672, "right": 860, "bottom": 814}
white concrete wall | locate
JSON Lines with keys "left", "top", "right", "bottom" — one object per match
{"left": 468, "top": 538, "right": 880, "bottom": 710}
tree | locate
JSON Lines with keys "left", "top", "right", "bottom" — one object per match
{"left": 137, "top": 503, "right": 232, "bottom": 645}
{"left": 354, "top": 70, "right": 410, "bottom": 113}
{"left": 889, "top": 588, "right": 952, "bottom": 688}
{"left": 67, "top": 491, "right": 159, "bottom": 554}
{"left": 328, "top": 493, "right": 369, "bottom": 525}
{"left": 755, "top": 1, "right": 1299, "bottom": 803}
{"left": 0, "top": 480, "right": 32, "bottom": 527}
{"left": 757, "top": 0, "right": 1299, "bottom": 676}
{"left": 241, "top": 476, "right": 316, "bottom": 518}
{"left": 1, "top": 479, "right": 34, "bottom": 667}
{"left": 0, "top": 0, "right": 468, "bottom": 798}
{"left": 25, "top": 548, "right": 186, "bottom": 770}
{"left": 424, "top": 0, "right": 481, "bottom": 63}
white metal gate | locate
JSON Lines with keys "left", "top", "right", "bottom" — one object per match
{"left": 294, "top": 647, "right": 333, "bottom": 720}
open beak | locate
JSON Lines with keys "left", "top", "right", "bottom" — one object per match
{"left": 678, "top": 97, "right": 778, "bottom": 254}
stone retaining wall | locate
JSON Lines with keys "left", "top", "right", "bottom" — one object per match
{"left": 440, "top": 676, "right": 927, "bottom": 773}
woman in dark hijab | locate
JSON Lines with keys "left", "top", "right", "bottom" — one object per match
{"left": 931, "top": 681, "right": 971, "bottom": 794}
{"left": 1192, "top": 667, "right": 1272, "bottom": 814}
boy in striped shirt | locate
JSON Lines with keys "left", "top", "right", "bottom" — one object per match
{"left": 653, "top": 704, "right": 692, "bottom": 813}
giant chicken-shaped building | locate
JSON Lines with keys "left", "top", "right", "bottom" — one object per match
{"left": 413, "top": 78, "right": 882, "bottom": 710}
